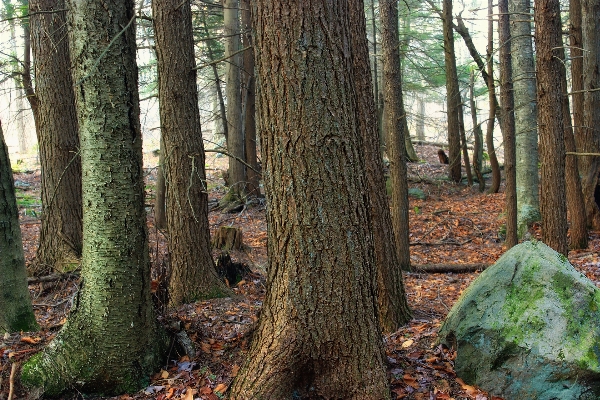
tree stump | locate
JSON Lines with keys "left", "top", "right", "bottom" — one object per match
{"left": 212, "top": 226, "right": 243, "bottom": 250}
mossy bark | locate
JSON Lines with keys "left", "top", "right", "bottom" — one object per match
{"left": 0, "top": 121, "right": 38, "bottom": 333}
{"left": 230, "top": 2, "right": 389, "bottom": 398}
{"left": 21, "top": 0, "right": 167, "bottom": 395}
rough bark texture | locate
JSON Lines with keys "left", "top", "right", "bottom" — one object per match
{"left": 498, "top": 0, "right": 518, "bottom": 248}
{"left": 28, "top": 0, "right": 82, "bottom": 275}
{"left": 570, "top": 0, "right": 585, "bottom": 172}
{"left": 21, "top": 1, "right": 167, "bottom": 395}
{"left": 0, "top": 121, "right": 38, "bottom": 333}
{"left": 486, "top": 0, "right": 501, "bottom": 194}
{"left": 230, "top": 2, "right": 389, "bottom": 398}
{"left": 470, "top": 70, "right": 485, "bottom": 192}
{"left": 350, "top": 0, "right": 411, "bottom": 332}
{"left": 509, "top": 0, "right": 540, "bottom": 237}
{"left": 153, "top": 0, "right": 230, "bottom": 306}
{"left": 442, "top": 0, "right": 462, "bottom": 183}
{"left": 581, "top": 0, "right": 600, "bottom": 229}
{"left": 381, "top": 0, "right": 411, "bottom": 272}
{"left": 534, "top": 0, "right": 569, "bottom": 256}
{"left": 154, "top": 139, "right": 166, "bottom": 230}
{"left": 241, "top": 0, "right": 261, "bottom": 198}
{"left": 223, "top": 0, "right": 246, "bottom": 201}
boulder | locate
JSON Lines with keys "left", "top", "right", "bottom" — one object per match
{"left": 438, "top": 241, "right": 600, "bottom": 400}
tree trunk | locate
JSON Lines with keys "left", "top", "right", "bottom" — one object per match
{"left": 154, "top": 137, "right": 166, "bottom": 230}
{"left": 241, "top": 0, "right": 261, "bottom": 197}
{"left": 230, "top": 2, "right": 389, "bottom": 398}
{"left": 351, "top": 0, "right": 411, "bottom": 332}
{"left": 457, "top": 95, "right": 473, "bottom": 185}
{"left": 581, "top": 0, "right": 600, "bottom": 229}
{"left": 470, "top": 70, "right": 485, "bottom": 192}
{"left": 0, "top": 120, "right": 38, "bottom": 333}
{"left": 510, "top": 0, "right": 540, "bottom": 237}
{"left": 382, "top": 0, "right": 411, "bottom": 272}
{"left": 442, "top": 0, "right": 461, "bottom": 183}
{"left": 223, "top": 0, "right": 246, "bottom": 203}
{"left": 486, "top": 0, "right": 501, "bottom": 194}
{"left": 534, "top": 0, "right": 569, "bottom": 256}
{"left": 21, "top": 1, "right": 167, "bottom": 394}
{"left": 153, "top": 0, "right": 231, "bottom": 306}
{"left": 416, "top": 95, "right": 426, "bottom": 141}
{"left": 27, "top": 0, "right": 83, "bottom": 275}
{"left": 570, "top": 0, "right": 585, "bottom": 173}
{"left": 498, "top": 0, "right": 518, "bottom": 248}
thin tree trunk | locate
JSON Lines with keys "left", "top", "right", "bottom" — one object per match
{"left": 470, "top": 70, "right": 485, "bottom": 192}
{"left": 458, "top": 95, "right": 473, "bottom": 185}
{"left": 153, "top": 0, "right": 231, "bottom": 306}
{"left": 230, "top": 2, "right": 389, "bottom": 398}
{"left": 498, "top": 0, "right": 518, "bottom": 248}
{"left": 486, "top": 0, "right": 501, "bottom": 194}
{"left": 352, "top": 0, "right": 411, "bottom": 332}
{"left": 382, "top": 0, "right": 411, "bottom": 272}
{"left": 154, "top": 137, "right": 166, "bottom": 230}
{"left": 416, "top": 95, "right": 426, "bottom": 141}
{"left": 21, "top": 0, "right": 168, "bottom": 394}
{"left": 0, "top": 120, "right": 38, "bottom": 332}
{"left": 535, "top": 0, "right": 569, "bottom": 256}
{"left": 27, "top": 0, "right": 83, "bottom": 275}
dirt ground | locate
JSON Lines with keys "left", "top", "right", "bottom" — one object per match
{"left": 2, "top": 144, "right": 600, "bottom": 400}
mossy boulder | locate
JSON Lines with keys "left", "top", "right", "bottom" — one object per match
{"left": 438, "top": 241, "right": 600, "bottom": 400}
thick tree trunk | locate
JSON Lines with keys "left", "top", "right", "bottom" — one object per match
{"left": 442, "top": 0, "right": 461, "bottom": 183}
{"left": 570, "top": 0, "right": 585, "bottom": 172}
{"left": 581, "top": 0, "right": 600, "bottom": 229}
{"left": 230, "top": 2, "right": 389, "bottom": 398}
{"left": 153, "top": 0, "right": 231, "bottom": 306}
{"left": 0, "top": 121, "right": 38, "bottom": 333}
{"left": 486, "top": 0, "right": 501, "bottom": 194}
{"left": 535, "top": 0, "right": 569, "bottom": 256}
{"left": 27, "top": 0, "right": 82, "bottom": 275}
{"left": 351, "top": 0, "right": 411, "bottom": 332}
{"left": 223, "top": 0, "right": 246, "bottom": 202}
{"left": 510, "top": 0, "right": 540, "bottom": 238}
{"left": 241, "top": 0, "right": 261, "bottom": 198}
{"left": 498, "top": 0, "right": 518, "bottom": 248}
{"left": 382, "top": 0, "right": 411, "bottom": 272}
{"left": 21, "top": 1, "right": 167, "bottom": 395}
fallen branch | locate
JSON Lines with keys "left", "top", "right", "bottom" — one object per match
{"left": 412, "top": 263, "right": 491, "bottom": 273}
{"left": 411, "top": 239, "right": 473, "bottom": 246}
{"left": 8, "top": 362, "right": 16, "bottom": 400}
{"left": 27, "top": 272, "right": 80, "bottom": 284}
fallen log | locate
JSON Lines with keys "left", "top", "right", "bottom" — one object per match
{"left": 27, "top": 272, "right": 79, "bottom": 284}
{"left": 412, "top": 263, "right": 491, "bottom": 273}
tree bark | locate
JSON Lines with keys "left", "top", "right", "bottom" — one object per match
{"left": 486, "top": 0, "right": 501, "bottom": 194}
{"left": 230, "top": 2, "right": 389, "bottom": 398}
{"left": 154, "top": 138, "right": 166, "bottom": 230}
{"left": 510, "top": 0, "right": 540, "bottom": 238}
{"left": 153, "top": 0, "right": 231, "bottom": 306}
{"left": 0, "top": 120, "right": 38, "bottom": 333}
{"left": 26, "top": 0, "right": 83, "bottom": 275}
{"left": 570, "top": 0, "right": 585, "bottom": 173}
{"left": 458, "top": 95, "right": 473, "bottom": 185}
{"left": 498, "top": 0, "right": 518, "bottom": 248}
{"left": 534, "top": 0, "right": 569, "bottom": 256}
{"left": 21, "top": 1, "right": 167, "bottom": 394}
{"left": 470, "top": 70, "right": 485, "bottom": 192}
{"left": 442, "top": 0, "right": 461, "bottom": 183}
{"left": 351, "top": 0, "right": 411, "bottom": 332}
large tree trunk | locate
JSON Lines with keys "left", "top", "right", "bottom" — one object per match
{"left": 581, "top": 0, "right": 600, "bottom": 229}
{"left": 21, "top": 0, "right": 167, "bottom": 395}
{"left": 153, "top": 0, "right": 231, "bottom": 306}
{"left": 486, "top": 0, "right": 501, "bottom": 194}
{"left": 442, "top": 0, "right": 461, "bottom": 183}
{"left": 27, "top": 0, "right": 82, "bottom": 275}
{"left": 382, "top": 0, "right": 411, "bottom": 272}
{"left": 570, "top": 0, "right": 585, "bottom": 172}
{"left": 0, "top": 120, "right": 38, "bottom": 333}
{"left": 241, "top": 0, "right": 261, "bottom": 198}
{"left": 510, "top": 0, "right": 540, "bottom": 238}
{"left": 535, "top": 0, "right": 569, "bottom": 256}
{"left": 230, "top": 2, "right": 389, "bottom": 398}
{"left": 223, "top": 0, "right": 246, "bottom": 203}
{"left": 498, "top": 0, "right": 517, "bottom": 248}
{"left": 352, "top": 0, "right": 411, "bottom": 332}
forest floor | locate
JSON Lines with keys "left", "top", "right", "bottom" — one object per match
{"left": 2, "top": 144, "right": 600, "bottom": 400}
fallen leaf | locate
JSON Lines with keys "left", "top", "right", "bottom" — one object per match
{"left": 231, "top": 364, "right": 240, "bottom": 377}
{"left": 401, "top": 339, "right": 414, "bottom": 349}
{"left": 201, "top": 342, "right": 212, "bottom": 353}
{"left": 456, "top": 377, "right": 478, "bottom": 395}
{"left": 199, "top": 386, "right": 212, "bottom": 395}
{"left": 20, "top": 336, "right": 40, "bottom": 344}
{"left": 214, "top": 383, "right": 228, "bottom": 394}
{"left": 160, "top": 369, "right": 169, "bottom": 379}
{"left": 182, "top": 388, "right": 195, "bottom": 400}
{"left": 403, "top": 374, "right": 420, "bottom": 389}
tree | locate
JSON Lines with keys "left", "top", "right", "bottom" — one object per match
{"left": 359, "top": 0, "right": 411, "bottom": 331}
{"left": 486, "top": 0, "right": 501, "bottom": 193}
{"left": 230, "top": 2, "right": 389, "bottom": 398}
{"left": 382, "top": 0, "right": 411, "bottom": 273}
{"left": 570, "top": 0, "right": 584, "bottom": 171}
{"left": 222, "top": 0, "right": 246, "bottom": 205}
{"left": 470, "top": 70, "right": 485, "bottom": 192}
{"left": 153, "top": 0, "right": 230, "bottom": 306}
{"left": 25, "top": 0, "right": 82, "bottom": 275}
{"left": 0, "top": 120, "right": 38, "bottom": 333}
{"left": 498, "top": 0, "right": 517, "bottom": 248}
{"left": 509, "top": 0, "right": 540, "bottom": 238}
{"left": 534, "top": 0, "right": 568, "bottom": 256}
{"left": 21, "top": 0, "right": 167, "bottom": 394}
{"left": 442, "top": 0, "right": 461, "bottom": 182}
